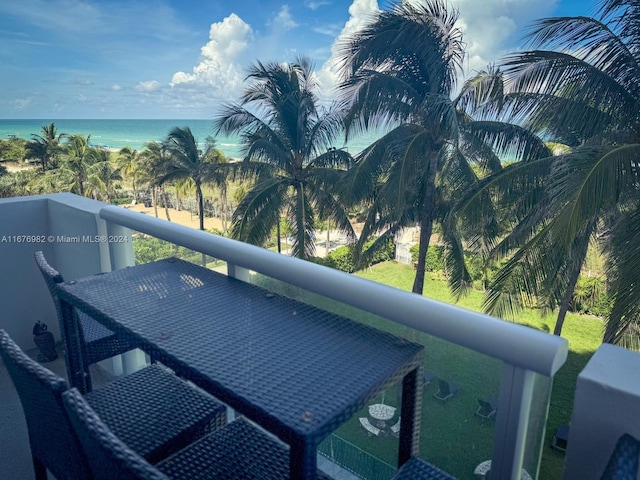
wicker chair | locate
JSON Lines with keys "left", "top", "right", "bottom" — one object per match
{"left": 34, "top": 250, "right": 136, "bottom": 392}
{"left": 600, "top": 433, "right": 640, "bottom": 480}
{"left": 0, "top": 329, "right": 227, "bottom": 480}
{"left": 63, "top": 387, "right": 333, "bottom": 480}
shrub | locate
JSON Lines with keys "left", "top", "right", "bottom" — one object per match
{"left": 571, "top": 275, "right": 612, "bottom": 317}
{"left": 133, "top": 235, "right": 203, "bottom": 265}
{"left": 410, "top": 244, "right": 445, "bottom": 271}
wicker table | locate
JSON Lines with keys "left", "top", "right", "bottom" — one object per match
{"left": 57, "top": 257, "right": 424, "bottom": 479}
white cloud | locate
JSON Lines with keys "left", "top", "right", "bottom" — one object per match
{"left": 313, "top": 23, "right": 342, "bottom": 37}
{"left": 13, "top": 97, "right": 33, "bottom": 110}
{"left": 450, "top": 0, "right": 556, "bottom": 76}
{"left": 75, "top": 77, "right": 93, "bottom": 85}
{"left": 170, "top": 13, "right": 252, "bottom": 100}
{"left": 305, "top": 0, "right": 331, "bottom": 10}
{"left": 270, "top": 5, "right": 298, "bottom": 31}
{"left": 136, "top": 80, "right": 161, "bottom": 92}
{"left": 111, "top": 84, "right": 122, "bottom": 91}
{"left": 316, "top": 0, "right": 380, "bottom": 98}
{"left": 314, "top": 0, "right": 556, "bottom": 99}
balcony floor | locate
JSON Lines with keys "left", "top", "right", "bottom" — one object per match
{"left": 0, "top": 344, "right": 358, "bottom": 480}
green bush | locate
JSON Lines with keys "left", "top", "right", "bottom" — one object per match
{"left": 365, "top": 237, "right": 395, "bottom": 264}
{"left": 328, "top": 245, "right": 356, "bottom": 273}
{"left": 133, "top": 235, "right": 203, "bottom": 265}
{"left": 112, "top": 196, "right": 132, "bottom": 206}
{"left": 571, "top": 275, "right": 612, "bottom": 317}
{"left": 308, "top": 237, "right": 395, "bottom": 274}
{"left": 410, "top": 244, "right": 445, "bottom": 271}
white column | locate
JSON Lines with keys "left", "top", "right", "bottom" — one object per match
{"left": 564, "top": 344, "right": 640, "bottom": 479}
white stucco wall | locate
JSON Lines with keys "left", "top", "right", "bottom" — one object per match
{"left": 564, "top": 343, "right": 640, "bottom": 479}
{"left": 0, "top": 193, "right": 125, "bottom": 349}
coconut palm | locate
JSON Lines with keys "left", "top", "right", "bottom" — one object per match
{"left": 26, "top": 122, "right": 66, "bottom": 171}
{"left": 154, "top": 128, "right": 228, "bottom": 231}
{"left": 86, "top": 149, "right": 122, "bottom": 203}
{"left": 214, "top": 56, "right": 356, "bottom": 259}
{"left": 337, "top": 1, "right": 549, "bottom": 295}
{"left": 117, "top": 146, "right": 142, "bottom": 200}
{"left": 472, "top": 0, "right": 640, "bottom": 344}
{"left": 61, "top": 134, "right": 94, "bottom": 197}
{"left": 140, "top": 141, "right": 170, "bottom": 220}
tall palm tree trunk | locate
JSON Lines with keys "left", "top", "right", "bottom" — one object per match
{"left": 152, "top": 187, "right": 159, "bottom": 218}
{"left": 220, "top": 185, "right": 228, "bottom": 235}
{"left": 276, "top": 220, "right": 282, "bottom": 253}
{"left": 162, "top": 186, "right": 171, "bottom": 222}
{"left": 196, "top": 183, "right": 205, "bottom": 231}
{"left": 295, "top": 184, "right": 308, "bottom": 259}
{"left": 554, "top": 269, "right": 580, "bottom": 336}
{"left": 412, "top": 153, "right": 439, "bottom": 294}
{"left": 554, "top": 227, "right": 592, "bottom": 336}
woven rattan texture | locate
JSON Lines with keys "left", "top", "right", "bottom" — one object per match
{"left": 85, "top": 364, "right": 227, "bottom": 463}
{"left": 34, "top": 251, "right": 134, "bottom": 374}
{"left": 58, "top": 257, "right": 424, "bottom": 446}
{"left": 63, "top": 387, "right": 171, "bottom": 480}
{"left": 392, "top": 457, "right": 458, "bottom": 479}
{"left": 65, "top": 385, "right": 331, "bottom": 480}
{"left": 601, "top": 433, "right": 640, "bottom": 480}
{"left": 0, "top": 329, "right": 90, "bottom": 480}
{"left": 159, "top": 418, "right": 332, "bottom": 480}
{"left": 1, "top": 329, "right": 227, "bottom": 479}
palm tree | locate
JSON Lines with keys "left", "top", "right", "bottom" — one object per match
{"left": 87, "top": 149, "right": 122, "bottom": 203}
{"left": 26, "top": 122, "right": 66, "bottom": 171}
{"left": 117, "top": 146, "right": 142, "bottom": 200}
{"left": 490, "top": 0, "right": 640, "bottom": 344}
{"left": 214, "top": 56, "right": 356, "bottom": 259}
{"left": 337, "top": 1, "right": 548, "bottom": 295}
{"left": 155, "top": 127, "right": 227, "bottom": 231}
{"left": 468, "top": 0, "right": 640, "bottom": 344}
{"left": 61, "top": 134, "right": 94, "bottom": 197}
{"left": 140, "top": 141, "right": 171, "bottom": 220}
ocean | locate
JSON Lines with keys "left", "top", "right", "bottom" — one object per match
{"left": 0, "top": 119, "right": 379, "bottom": 159}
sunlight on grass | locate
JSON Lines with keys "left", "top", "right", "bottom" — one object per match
{"left": 353, "top": 261, "right": 601, "bottom": 480}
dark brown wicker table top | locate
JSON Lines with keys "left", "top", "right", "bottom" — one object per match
{"left": 57, "top": 257, "right": 424, "bottom": 477}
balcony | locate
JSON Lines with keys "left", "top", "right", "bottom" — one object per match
{"left": 0, "top": 193, "right": 635, "bottom": 479}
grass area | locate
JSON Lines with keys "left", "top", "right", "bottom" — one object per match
{"left": 263, "top": 261, "right": 602, "bottom": 480}
{"left": 354, "top": 262, "right": 602, "bottom": 479}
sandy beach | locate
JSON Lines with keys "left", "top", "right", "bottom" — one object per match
{"left": 123, "top": 202, "right": 227, "bottom": 232}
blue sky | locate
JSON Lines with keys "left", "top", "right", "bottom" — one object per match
{"left": 0, "top": 0, "right": 591, "bottom": 119}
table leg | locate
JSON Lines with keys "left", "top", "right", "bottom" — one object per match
{"left": 290, "top": 440, "right": 316, "bottom": 479}
{"left": 59, "top": 299, "right": 88, "bottom": 393}
{"left": 398, "top": 366, "right": 422, "bottom": 466}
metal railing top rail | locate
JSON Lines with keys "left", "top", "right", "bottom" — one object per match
{"left": 100, "top": 205, "right": 568, "bottom": 377}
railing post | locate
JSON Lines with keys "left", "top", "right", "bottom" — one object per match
{"left": 491, "top": 365, "right": 535, "bottom": 479}
{"left": 103, "top": 220, "right": 145, "bottom": 375}
{"left": 227, "top": 262, "right": 251, "bottom": 282}
{"left": 106, "top": 222, "right": 135, "bottom": 271}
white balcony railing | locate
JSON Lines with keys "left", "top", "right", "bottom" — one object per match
{"left": 0, "top": 193, "right": 569, "bottom": 479}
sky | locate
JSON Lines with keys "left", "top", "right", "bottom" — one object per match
{"left": 0, "top": 0, "right": 592, "bottom": 119}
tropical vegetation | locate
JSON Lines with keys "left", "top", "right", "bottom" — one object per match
{"left": 336, "top": 0, "right": 549, "bottom": 298}
{"left": 214, "top": 56, "right": 356, "bottom": 259}
{"left": 0, "top": 0, "right": 638, "bottom": 350}
{"left": 450, "top": 0, "right": 640, "bottom": 346}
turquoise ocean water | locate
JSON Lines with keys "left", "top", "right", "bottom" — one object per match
{"left": 0, "top": 119, "right": 378, "bottom": 159}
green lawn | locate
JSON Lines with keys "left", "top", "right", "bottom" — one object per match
{"left": 359, "top": 262, "right": 602, "bottom": 479}
{"left": 292, "top": 261, "right": 601, "bottom": 480}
